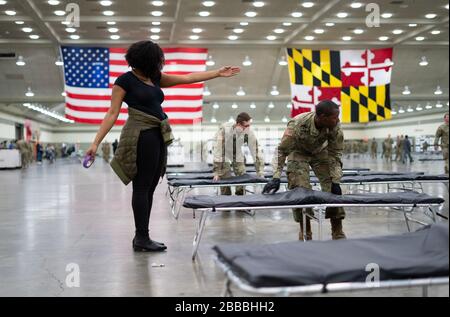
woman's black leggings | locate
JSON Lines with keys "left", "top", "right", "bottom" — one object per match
{"left": 132, "top": 128, "right": 163, "bottom": 238}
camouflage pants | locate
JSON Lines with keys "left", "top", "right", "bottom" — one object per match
{"left": 219, "top": 162, "right": 246, "bottom": 196}
{"left": 385, "top": 149, "right": 392, "bottom": 162}
{"left": 287, "top": 153, "right": 346, "bottom": 222}
{"left": 443, "top": 147, "right": 449, "bottom": 174}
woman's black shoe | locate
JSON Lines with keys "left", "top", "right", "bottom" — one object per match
{"left": 133, "top": 237, "right": 167, "bottom": 252}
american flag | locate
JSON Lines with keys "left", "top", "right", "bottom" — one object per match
{"left": 61, "top": 46, "right": 207, "bottom": 125}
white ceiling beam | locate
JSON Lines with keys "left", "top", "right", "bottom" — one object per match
{"left": 285, "top": 0, "right": 342, "bottom": 44}
{"left": 183, "top": 17, "right": 310, "bottom": 23}
{"left": 321, "top": 18, "right": 447, "bottom": 25}
{"left": 42, "top": 16, "right": 175, "bottom": 23}
{"left": 268, "top": 47, "right": 288, "bottom": 95}
{"left": 394, "top": 17, "right": 449, "bottom": 45}
{"left": 169, "top": 0, "right": 184, "bottom": 44}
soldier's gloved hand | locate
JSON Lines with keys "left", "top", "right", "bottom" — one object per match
{"left": 263, "top": 178, "right": 281, "bottom": 194}
{"left": 331, "top": 183, "right": 342, "bottom": 195}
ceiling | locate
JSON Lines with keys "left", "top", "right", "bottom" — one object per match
{"left": 0, "top": 0, "right": 448, "bottom": 125}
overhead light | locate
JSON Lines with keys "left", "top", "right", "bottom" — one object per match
{"left": 203, "top": 86, "right": 211, "bottom": 96}
{"left": 398, "top": 107, "right": 405, "bottom": 114}
{"left": 304, "top": 35, "right": 315, "bottom": 41}
{"left": 302, "top": 2, "right": 314, "bottom": 8}
{"left": 231, "top": 103, "right": 238, "bottom": 109}
{"left": 342, "top": 36, "right": 352, "bottom": 41}
{"left": 110, "top": 35, "right": 120, "bottom": 40}
{"left": 55, "top": 57, "right": 63, "bottom": 66}
{"left": 350, "top": 2, "right": 363, "bottom": 8}
{"left": 266, "top": 35, "right": 277, "bottom": 41}
{"left": 108, "top": 27, "right": 119, "bottom": 33}
{"left": 436, "top": 101, "right": 443, "bottom": 108}
{"left": 250, "top": 102, "right": 256, "bottom": 109}
{"left": 381, "top": 13, "right": 393, "bottom": 18}
{"left": 435, "top": 86, "right": 443, "bottom": 95}
{"left": 278, "top": 56, "right": 288, "bottom": 66}
{"left": 29, "top": 35, "right": 39, "bottom": 40}
{"left": 314, "top": 29, "right": 325, "bottom": 34}
{"left": 150, "top": 35, "right": 160, "bottom": 40}
{"left": 337, "top": 12, "right": 348, "bottom": 18}
{"left": 416, "top": 104, "right": 423, "bottom": 111}
{"left": 25, "top": 87, "right": 34, "bottom": 97}
{"left": 379, "top": 36, "right": 389, "bottom": 41}
{"left": 192, "top": 28, "right": 202, "bottom": 33}
{"left": 391, "top": 109, "right": 397, "bottom": 115}
{"left": 353, "top": 29, "right": 364, "bottom": 34}
{"left": 291, "top": 12, "right": 303, "bottom": 18}
{"left": 151, "top": 1, "right": 164, "bottom": 6}
{"left": 268, "top": 102, "right": 275, "bottom": 108}
{"left": 151, "top": 11, "right": 163, "bottom": 16}
{"left": 199, "top": 11, "right": 210, "bottom": 17}
{"left": 282, "top": 116, "right": 288, "bottom": 123}
{"left": 392, "top": 29, "right": 403, "bottom": 35}
{"left": 240, "top": 22, "right": 249, "bottom": 26}
{"left": 61, "top": 92, "right": 66, "bottom": 97}
{"left": 407, "top": 106, "right": 414, "bottom": 113}
{"left": 107, "top": 21, "right": 116, "bottom": 25}
{"left": 61, "top": 21, "right": 70, "bottom": 25}
{"left": 236, "top": 87, "right": 246, "bottom": 96}
{"left": 419, "top": 56, "right": 428, "bottom": 66}
{"left": 70, "top": 34, "right": 80, "bottom": 40}
{"left": 228, "top": 35, "right": 238, "bottom": 40}
{"left": 22, "top": 27, "right": 33, "bottom": 33}
{"left": 212, "top": 102, "right": 219, "bottom": 109}
{"left": 103, "top": 10, "right": 114, "bottom": 16}
{"left": 206, "top": 55, "right": 215, "bottom": 66}
{"left": 228, "top": 116, "right": 234, "bottom": 123}
{"left": 286, "top": 103, "right": 292, "bottom": 109}
{"left": 425, "top": 102, "right": 433, "bottom": 109}
{"left": 242, "top": 56, "right": 252, "bottom": 66}
{"left": 253, "top": 1, "right": 265, "bottom": 7}
{"left": 245, "top": 11, "right": 257, "bottom": 17}
{"left": 425, "top": 13, "right": 437, "bottom": 19}
{"left": 15, "top": 21, "right": 25, "bottom": 25}
{"left": 202, "top": 1, "right": 215, "bottom": 7}
{"left": 445, "top": 4, "right": 449, "bottom": 10}
{"left": 270, "top": 86, "right": 279, "bottom": 96}
{"left": 22, "top": 103, "right": 74, "bottom": 123}
{"left": 325, "top": 22, "right": 335, "bottom": 27}
{"left": 274, "top": 28, "right": 285, "bottom": 34}
{"left": 409, "top": 23, "right": 418, "bottom": 27}
{"left": 431, "top": 30, "right": 441, "bottom": 35}
{"left": 210, "top": 117, "right": 217, "bottom": 123}
{"left": 16, "top": 55, "right": 26, "bottom": 66}
{"left": 65, "top": 27, "right": 76, "bottom": 33}
{"left": 100, "top": 0, "right": 113, "bottom": 6}
{"left": 415, "top": 36, "right": 425, "bottom": 41}
{"left": 54, "top": 10, "right": 66, "bottom": 16}
{"left": 283, "top": 22, "right": 292, "bottom": 26}
{"left": 233, "top": 28, "right": 244, "bottom": 34}
{"left": 264, "top": 116, "right": 270, "bottom": 123}
{"left": 5, "top": 10, "right": 17, "bottom": 16}
{"left": 151, "top": 27, "right": 161, "bottom": 33}
{"left": 0, "top": 0, "right": 6, "bottom": 4}
{"left": 402, "top": 86, "right": 411, "bottom": 95}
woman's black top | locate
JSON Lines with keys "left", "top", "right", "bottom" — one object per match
{"left": 114, "top": 71, "right": 166, "bottom": 120}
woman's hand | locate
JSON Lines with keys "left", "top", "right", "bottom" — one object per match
{"left": 86, "top": 143, "right": 98, "bottom": 160}
{"left": 218, "top": 66, "right": 240, "bottom": 78}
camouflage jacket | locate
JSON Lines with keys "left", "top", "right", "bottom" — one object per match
{"left": 213, "top": 122, "right": 265, "bottom": 176}
{"left": 272, "top": 112, "right": 344, "bottom": 182}
{"left": 435, "top": 123, "right": 449, "bottom": 148}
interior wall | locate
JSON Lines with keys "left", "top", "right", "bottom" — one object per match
{"left": 0, "top": 111, "right": 53, "bottom": 143}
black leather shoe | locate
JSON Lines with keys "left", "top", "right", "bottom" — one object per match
{"left": 133, "top": 237, "right": 167, "bottom": 252}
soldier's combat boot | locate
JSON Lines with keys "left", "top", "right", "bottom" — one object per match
{"left": 331, "top": 218, "right": 347, "bottom": 240}
{"left": 299, "top": 218, "right": 312, "bottom": 241}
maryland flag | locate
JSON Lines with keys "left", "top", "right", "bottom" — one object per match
{"left": 287, "top": 48, "right": 393, "bottom": 123}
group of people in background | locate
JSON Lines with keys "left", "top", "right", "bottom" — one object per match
{"left": 380, "top": 134, "right": 414, "bottom": 164}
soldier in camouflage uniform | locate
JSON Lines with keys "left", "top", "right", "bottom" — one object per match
{"left": 434, "top": 113, "right": 449, "bottom": 174}
{"left": 213, "top": 112, "right": 265, "bottom": 195}
{"left": 394, "top": 135, "right": 404, "bottom": 162}
{"left": 371, "top": 138, "right": 378, "bottom": 159}
{"left": 383, "top": 135, "right": 394, "bottom": 162}
{"left": 263, "top": 100, "right": 346, "bottom": 241}
{"left": 102, "top": 142, "right": 111, "bottom": 163}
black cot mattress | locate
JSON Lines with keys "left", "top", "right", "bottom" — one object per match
{"left": 183, "top": 187, "right": 444, "bottom": 209}
{"left": 213, "top": 224, "right": 449, "bottom": 288}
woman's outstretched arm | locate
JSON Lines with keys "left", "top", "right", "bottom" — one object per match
{"left": 160, "top": 66, "right": 240, "bottom": 88}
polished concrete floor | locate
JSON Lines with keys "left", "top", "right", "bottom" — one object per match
{"left": 0, "top": 155, "right": 448, "bottom": 297}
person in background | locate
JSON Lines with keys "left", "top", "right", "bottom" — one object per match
{"left": 394, "top": 135, "right": 404, "bottom": 162}
{"left": 102, "top": 142, "right": 111, "bottom": 163}
{"left": 112, "top": 139, "right": 119, "bottom": 154}
{"left": 370, "top": 138, "right": 378, "bottom": 159}
{"left": 36, "top": 142, "right": 43, "bottom": 164}
{"left": 383, "top": 135, "right": 394, "bottom": 162}
{"left": 402, "top": 135, "right": 414, "bottom": 164}
{"left": 422, "top": 141, "right": 429, "bottom": 153}
{"left": 434, "top": 113, "right": 449, "bottom": 174}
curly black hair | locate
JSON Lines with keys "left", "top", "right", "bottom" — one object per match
{"left": 125, "top": 40, "right": 165, "bottom": 83}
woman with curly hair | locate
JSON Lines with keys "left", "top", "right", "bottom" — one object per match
{"left": 86, "top": 41, "right": 240, "bottom": 252}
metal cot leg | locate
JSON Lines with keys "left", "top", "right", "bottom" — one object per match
{"left": 192, "top": 210, "right": 210, "bottom": 261}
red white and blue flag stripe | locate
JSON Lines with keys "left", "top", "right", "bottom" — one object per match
{"left": 61, "top": 46, "right": 207, "bottom": 125}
